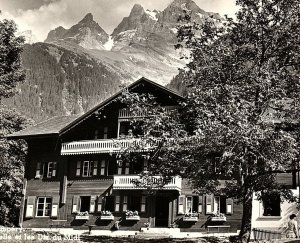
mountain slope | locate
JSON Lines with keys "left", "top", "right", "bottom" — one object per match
{"left": 5, "top": 43, "right": 121, "bottom": 122}
{"left": 6, "top": 0, "right": 224, "bottom": 121}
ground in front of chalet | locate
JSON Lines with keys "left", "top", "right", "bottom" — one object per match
{"left": 2, "top": 229, "right": 237, "bottom": 243}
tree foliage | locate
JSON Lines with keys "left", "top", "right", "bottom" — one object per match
{"left": 0, "top": 19, "right": 30, "bottom": 226}
{"left": 0, "top": 20, "right": 25, "bottom": 100}
{"left": 120, "top": 0, "right": 300, "bottom": 242}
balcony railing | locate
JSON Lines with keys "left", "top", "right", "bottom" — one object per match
{"left": 61, "top": 138, "right": 157, "bottom": 155}
{"left": 113, "top": 175, "right": 182, "bottom": 191}
{"left": 118, "top": 106, "right": 178, "bottom": 119}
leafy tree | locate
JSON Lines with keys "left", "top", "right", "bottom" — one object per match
{"left": 0, "top": 19, "right": 29, "bottom": 226}
{"left": 0, "top": 20, "right": 25, "bottom": 100}
{"left": 120, "top": 0, "right": 300, "bottom": 242}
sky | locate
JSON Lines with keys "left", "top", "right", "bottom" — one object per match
{"left": 0, "top": 0, "right": 239, "bottom": 42}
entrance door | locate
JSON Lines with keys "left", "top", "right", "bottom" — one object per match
{"left": 155, "top": 195, "right": 169, "bottom": 227}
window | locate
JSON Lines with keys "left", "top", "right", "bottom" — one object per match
{"left": 36, "top": 197, "right": 52, "bottom": 217}
{"left": 186, "top": 196, "right": 199, "bottom": 213}
{"left": 214, "top": 196, "right": 227, "bottom": 214}
{"left": 80, "top": 196, "right": 90, "bottom": 212}
{"left": 82, "top": 161, "right": 90, "bottom": 177}
{"left": 93, "top": 161, "right": 98, "bottom": 176}
{"left": 262, "top": 195, "right": 281, "bottom": 216}
{"left": 107, "top": 160, "right": 115, "bottom": 175}
{"left": 104, "top": 196, "right": 115, "bottom": 212}
{"left": 76, "top": 161, "right": 99, "bottom": 177}
{"left": 117, "top": 160, "right": 122, "bottom": 175}
{"left": 36, "top": 162, "right": 57, "bottom": 179}
{"left": 127, "top": 195, "right": 141, "bottom": 211}
{"left": 100, "top": 160, "right": 106, "bottom": 175}
{"left": 119, "top": 122, "right": 130, "bottom": 138}
{"left": 47, "top": 162, "right": 57, "bottom": 178}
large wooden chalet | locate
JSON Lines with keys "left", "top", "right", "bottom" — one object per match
{"left": 9, "top": 77, "right": 296, "bottom": 233}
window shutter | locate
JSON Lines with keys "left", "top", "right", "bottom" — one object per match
{"left": 51, "top": 196, "right": 59, "bottom": 218}
{"left": 97, "top": 196, "right": 103, "bottom": 212}
{"left": 141, "top": 196, "right": 146, "bottom": 213}
{"left": 178, "top": 195, "right": 185, "bottom": 215}
{"left": 89, "top": 161, "right": 94, "bottom": 177}
{"left": 25, "top": 196, "right": 36, "bottom": 218}
{"left": 76, "top": 161, "right": 81, "bottom": 177}
{"left": 35, "top": 162, "right": 42, "bottom": 179}
{"left": 125, "top": 162, "right": 130, "bottom": 175}
{"left": 143, "top": 157, "right": 148, "bottom": 171}
{"left": 72, "top": 195, "right": 79, "bottom": 213}
{"left": 226, "top": 198, "right": 233, "bottom": 214}
{"left": 117, "top": 160, "right": 122, "bottom": 175}
{"left": 115, "top": 196, "right": 120, "bottom": 212}
{"left": 52, "top": 162, "right": 57, "bottom": 177}
{"left": 103, "top": 126, "right": 108, "bottom": 139}
{"left": 42, "top": 163, "right": 46, "bottom": 177}
{"left": 46, "top": 162, "right": 52, "bottom": 178}
{"left": 93, "top": 161, "right": 98, "bottom": 176}
{"left": 206, "top": 194, "right": 214, "bottom": 214}
{"left": 198, "top": 196, "right": 203, "bottom": 213}
{"left": 122, "top": 196, "right": 128, "bottom": 212}
{"left": 100, "top": 160, "right": 106, "bottom": 175}
{"left": 90, "top": 195, "right": 96, "bottom": 213}
{"left": 61, "top": 176, "right": 67, "bottom": 204}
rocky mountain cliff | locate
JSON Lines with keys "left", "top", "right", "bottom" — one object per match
{"left": 45, "top": 13, "right": 109, "bottom": 50}
{"left": 7, "top": 0, "right": 223, "bottom": 122}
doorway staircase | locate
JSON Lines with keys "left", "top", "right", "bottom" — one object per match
{"left": 136, "top": 227, "right": 181, "bottom": 239}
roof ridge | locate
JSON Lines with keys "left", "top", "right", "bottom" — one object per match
{"left": 60, "top": 77, "right": 183, "bottom": 134}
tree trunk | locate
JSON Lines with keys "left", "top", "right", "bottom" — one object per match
{"left": 239, "top": 189, "right": 253, "bottom": 243}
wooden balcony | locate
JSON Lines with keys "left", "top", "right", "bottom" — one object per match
{"left": 113, "top": 175, "right": 182, "bottom": 191}
{"left": 118, "top": 106, "right": 178, "bottom": 119}
{"left": 61, "top": 138, "right": 156, "bottom": 155}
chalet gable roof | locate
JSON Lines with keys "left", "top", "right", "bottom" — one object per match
{"left": 7, "top": 77, "right": 183, "bottom": 139}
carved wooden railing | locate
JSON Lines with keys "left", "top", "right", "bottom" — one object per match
{"left": 113, "top": 175, "right": 181, "bottom": 191}
{"left": 61, "top": 138, "right": 156, "bottom": 155}
{"left": 118, "top": 106, "right": 178, "bottom": 119}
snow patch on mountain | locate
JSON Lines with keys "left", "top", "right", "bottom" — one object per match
{"left": 146, "top": 10, "right": 158, "bottom": 21}
{"left": 103, "top": 36, "right": 114, "bottom": 51}
{"left": 117, "top": 29, "right": 137, "bottom": 38}
{"left": 197, "top": 13, "right": 204, "bottom": 18}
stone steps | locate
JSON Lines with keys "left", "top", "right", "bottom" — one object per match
{"left": 137, "top": 227, "right": 182, "bottom": 239}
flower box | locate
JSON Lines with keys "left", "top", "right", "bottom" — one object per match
{"left": 183, "top": 216, "right": 198, "bottom": 222}
{"left": 100, "top": 215, "right": 114, "bottom": 220}
{"left": 126, "top": 215, "right": 140, "bottom": 221}
{"left": 125, "top": 210, "right": 139, "bottom": 220}
{"left": 211, "top": 216, "right": 226, "bottom": 222}
{"left": 75, "top": 215, "right": 89, "bottom": 220}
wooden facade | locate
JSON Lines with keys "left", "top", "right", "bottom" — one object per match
{"left": 10, "top": 78, "right": 248, "bottom": 232}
